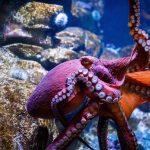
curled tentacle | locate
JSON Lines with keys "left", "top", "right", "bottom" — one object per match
{"left": 98, "top": 102, "right": 138, "bottom": 150}
{"left": 50, "top": 63, "right": 121, "bottom": 149}
{"left": 76, "top": 68, "right": 121, "bottom": 103}
{"left": 130, "top": 0, "right": 150, "bottom": 70}
{"left": 128, "top": 0, "right": 149, "bottom": 48}
{"left": 51, "top": 67, "right": 121, "bottom": 111}
{"left": 100, "top": 0, "right": 150, "bottom": 86}
{"left": 51, "top": 101, "right": 95, "bottom": 150}
{"left": 46, "top": 102, "right": 99, "bottom": 150}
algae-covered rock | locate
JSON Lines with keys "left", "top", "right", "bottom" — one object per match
{"left": 0, "top": 76, "right": 36, "bottom": 150}
{"left": 0, "top": 48, "right": 47, "bottom": 84}
{"left": 41, "top": 47, "right": 79, "bottom": 64}
{"left": 3, "top": 44, "right": 80, "bottom": 66}
{"left": 0, "top": 48, "right": 58, "bottom": 150}
{"left": 0, "top": 76, "right": 59, "bottom": 150}
{"left": 12, "top": 1, "right": 63, "bottom": 29}
{"left": 3, "top": 44, "right": 44, "bottom": 58}
{"left": 9, "top": 60, "right": 47, "bottom": 85}
{"left": 1, "top": 2, "right": 66, "bottom": 48}
{"left": 56, "top": 27, "right": 102, "bottom": 56}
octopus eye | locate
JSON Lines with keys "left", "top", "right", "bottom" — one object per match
{"left": 80, "top": 57, "right": 93, "bottom": 68}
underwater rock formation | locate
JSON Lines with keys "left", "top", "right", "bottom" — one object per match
{"left": 41, "top": 47, "right": 80, "bottom": 64}
{"left": 11, "top": 1, "right": 63, "bottom": 30}
{"left": 0, "top": 76, "right": 60, "bottom": 150}
{"left": 56, "top": 27, "right": 102, "bottom": 57}
{"left": 101, "top": 46, "right": 120, "bottom": 60}
{"left": 0, "top": 48, "right": 47, "bottom": 84}
{"left": 2, "top": 43, "right": 81, "bottom": 69}
{"left": 0, "top": 76, "right": 36, "bottom": 150}
{"left": 0, "top": 47, "right": 60, "bottom": 150}
{"left": 1, "top": 2, "right": 66, "bottom": 48}
{"left": 130, "top": 110, "right": 150, "bottom": 149}
{"left": 0, "top": 1, "right": 102, "bottom": 70}
{"left": 2, "top": 26, "right": 102, "bottom": 68}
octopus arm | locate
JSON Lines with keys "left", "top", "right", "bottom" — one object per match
{"left": 128, "top": 0, "right": 149, "bottom": 69}
{"left": 97, "top": 117, "right": 109, "bottom": 150}
{"left": 100, "top": 0, "right": 149, "bottom": 86}
{"left": 120, "top": 70, "right": 150, "bottom": 118}
{"left": 51, "top": 92, "right": 95, "bottom": 150}
{"left": 45, "top": 102, "right": 99, "bottom": 150}
{"left": 107, "top": 103, "right": 138, "bottom": 150}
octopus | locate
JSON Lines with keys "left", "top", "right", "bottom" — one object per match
{"left": 97, "top": 68, "right": 150, "bottom": 150}
{"left": 26, "top": 0, "right": 150, "bottom": 150}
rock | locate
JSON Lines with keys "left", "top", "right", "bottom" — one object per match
{"left": 2, "top": 32, "right": 53, "bottom": 48}
{"left": 0, "top": 47, "right": 59, "bottom": 150}
{"left": 101, "top": 46, "right": 120, "bottom": 60}
{"left": 119, "top": 45, "right": 133, "bottom": 57}
{"left": 0, "top": 48, "right": 47, "bottom": 84}
{"left": 0, "top": 76, "right": 59, "bottom": 150}
{"left": 56, "top": 27, "right": 102, "bottom": 56}
{"left": 1, "top": 2, "right": 65, "bottom": 47}
{"left": 9, "top": 60, "right": 47, "bottom": 85}
{"left": 3, "top": 44, "right": 43, "bottom": 58}
{"left": 0, "top": 76, "right": 36, "bottom": 150}
{"left": 130, "top": 109, "right": 150, "bottom": 150}
{"left": 11, "top": 1, "right": 63, "bottom": 30}
{"left": 41, "top": 47, "right": 79, "bottom": 64}
{"left": 130, "top": 109, "right": 150, "bottom": 132}
{"left": 2, "top": 44, "right": 80, "bottom": 68}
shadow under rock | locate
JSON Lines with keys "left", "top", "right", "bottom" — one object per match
{"left": 28, "top": 126, "right": 49, "bottom": 150}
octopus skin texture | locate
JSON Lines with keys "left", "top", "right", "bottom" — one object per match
{"left": 26, "top": 0, "right": 150, "bottom": 150}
